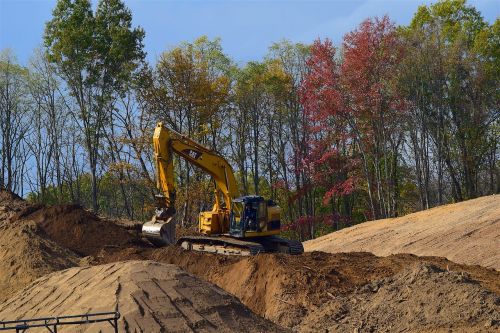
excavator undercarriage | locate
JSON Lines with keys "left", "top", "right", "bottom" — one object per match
{"left": 178, "top": 235, "right": 304, "bottom": 256}
{"left": 142, "top": 219, "right": 304, "bottom": 256}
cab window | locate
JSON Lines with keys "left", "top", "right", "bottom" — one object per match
{"left": 257, "top": 202, "right": 267, "bottom": 220}
{"left": 232, "top": 201, "right": 243, "bottom": 226}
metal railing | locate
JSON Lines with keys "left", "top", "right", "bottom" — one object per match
{"left": 0, "top": 311, "right": 120, "bottom": 333}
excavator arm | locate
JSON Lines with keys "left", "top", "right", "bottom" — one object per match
{"left": 143, "top": 122, "right": 240, "bottom": 244}
{"left": 152, "top": 123, "right": 176, "bottom": 219}
{"left": 153, "top": 122, "right": 239, "bottom": 214}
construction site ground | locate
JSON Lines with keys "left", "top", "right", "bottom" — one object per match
{"left": 304, "top": 195, "right": 500, "bottom": 270}
{"left": 0, "top": 190, "right": 498, "bottom": 332}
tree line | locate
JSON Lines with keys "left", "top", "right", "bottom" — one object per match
{"left": 0, "top": 0, "right": 498, "bottom": 240}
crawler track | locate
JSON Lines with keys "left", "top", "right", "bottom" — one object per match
{"left": 177, "top": 235, "right": 304, "bottom": 256}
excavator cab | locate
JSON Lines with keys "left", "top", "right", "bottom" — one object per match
{"left": 229, "top": 196, "right": 280, "bottom": 238}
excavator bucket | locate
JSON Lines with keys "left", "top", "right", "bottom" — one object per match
{"left": 142, "top": 216, "right": 176, "bottom": 246}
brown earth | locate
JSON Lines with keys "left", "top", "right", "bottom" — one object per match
{"left": 0, "top": 261, "right": 286, "bottom": 333}
{"left": 0, "top": 190, "right": 151, "bottom": 303}
{"left": 0, "top": 192, "right": 79, "bottom": 302}
{"left": 0, "top": 189, "right": 27, "bottom": 220}
{"left": 304, "top": 194, "right": 500, "bottom": 270}
{"left": 23, "top": 204, "right": 148, "bottom": 256}
{"left": 97, "top": 246, "right": 500, "bottom": 332}
{"left": 0, "top": 190, "right": 499, "bottom": 332}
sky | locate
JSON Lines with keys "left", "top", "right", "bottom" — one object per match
{"left": 1, "top": 0, "right": 499, "bottom": 66}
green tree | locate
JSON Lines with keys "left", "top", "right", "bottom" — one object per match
{"left": 0, "top": 50, "right": 30, "bottom": 194}
{"left": 44, "top": 0, "right": 145, "bottom": 212}
{"left": 399, "top": 0, "right": 499, "bottom": 203}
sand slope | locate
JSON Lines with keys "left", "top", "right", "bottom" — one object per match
{"left": 0, "top": 193, "right": 79, "bottom": 302}
{"left": 304, "top": 195, "right": 500, "bottom": 269}
{"left": 0, "top": 261, "right": 286, "bottom": 333}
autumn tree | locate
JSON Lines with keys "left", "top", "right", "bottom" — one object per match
{"left": 234, "top": 61, "right": 269, "bottom": 195}
{"left": 341, "top": 16, "right": 406, "bottom": 219}
{"left": 265, "top": 41, "right": 310, "bottom": 223}
{"left": 140, "top": 36, "right": 232, "bottom": 225}
{"left": 232, "top": 57, "right": 294, "bottom": 203}
{"left": 298, "top": 39, "right": 356, "bottom": 238}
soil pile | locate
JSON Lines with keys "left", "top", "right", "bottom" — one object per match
{"left": 297, "top": 262, "right": 499, "bottom": 332}
{"left": 99, "top": 247, "right": 500, "bottom": 332}
{"left": 0, "top": 261, "right": 287, "bottom": 333}
{"left": 23, "top": 204, "right": 145, "bottom": 256}
{"left": 304, "top": 195, "right": 500, "bottom": 269}
{"left": 0, "top": 189, "right": 27, "bottom": 220}
{"left": 0, "top": 191, "right": 79, "bottom": 302}
{"left": 0, "top": 191, "right": 147, "bottom": 302}
{"left": 175, "top": 224, "right": 202, "bottom": 240}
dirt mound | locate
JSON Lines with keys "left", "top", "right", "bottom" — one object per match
{"left": 0, "top": 189, "right": 28, "bottom": 220}
{"left": 0, "top": 189, "right": 23, "bottom": 203}
{"left": 304, "top": 195, "right": 500, "bottom": 270}
{"left": 0, "top": 190, "right": 79, "bottom": 302}
{"left": 0, "top": 218, "right": 79, "bottom": 303}
{"left": 97, "top": 246, "right": 500, "bottom": 332}
{"left": 21, "top": 204, "right": 147, "bottom": 256}
{"left": 0, "top": 194, "right": 148, "bottom": 302}
{"left": 175, "top": 224, "right": 202, "bottom": 240}
{"left": 0, "top": 261, "right": 287, "bottom": 333}
{"left": 297, "top": 262, "right": 499, "bottom": 332}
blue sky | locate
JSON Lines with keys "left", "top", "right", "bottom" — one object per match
{"left": 1, "top": 0, "right": 498, "bottom": 66}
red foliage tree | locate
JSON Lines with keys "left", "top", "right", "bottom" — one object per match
{"left": 341, "top": 15, "right": 407, "bottom": 219}
{"left": 295, "top": 39, "right": 357, "bottom": 239}
{"left": 294, "top": 16, "right": 408, "bottom": 239}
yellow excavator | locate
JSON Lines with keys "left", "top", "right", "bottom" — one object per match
{"left": 142, "top": 122, "right": 303, "bottom": 255}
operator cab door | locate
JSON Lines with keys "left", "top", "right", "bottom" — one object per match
{"left": 229, "top": 196, "right": 267, "bottom": 238}
{"left": 229, "top": 199, "right": 244, "bottom": 237}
